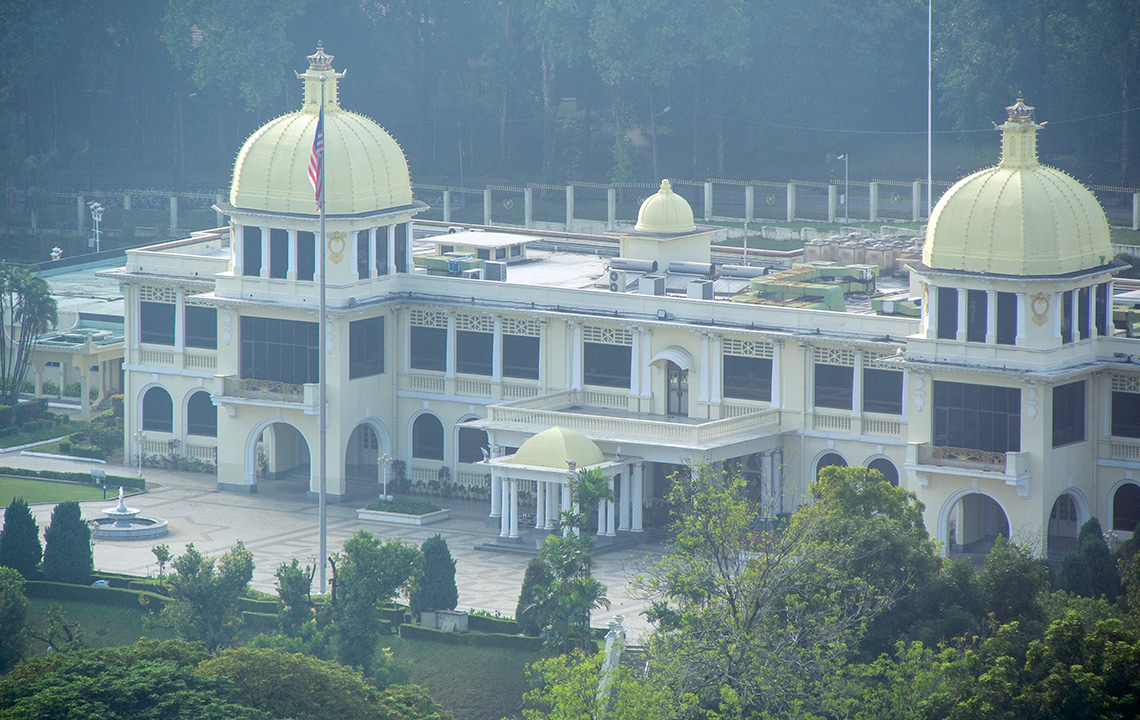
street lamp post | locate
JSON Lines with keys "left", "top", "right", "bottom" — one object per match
{"left": 88, "top": 201, "right": 104, "bottom": 253}
{"left": 651, "top": 104, "right": 670, "bottom": 181}
{"left": 836, "top": 154, "right": 849, "bottom": 225}
{"left": 378, "top": 453, "right": 392, "bottom": 501}
{"left": 134, "top": 429, "right": 146, "bottom": 476}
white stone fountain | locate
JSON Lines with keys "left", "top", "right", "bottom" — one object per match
{"left": 91, "top": 487, "right": 168, "bottom": 540}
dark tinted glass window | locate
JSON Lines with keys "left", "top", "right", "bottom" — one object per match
{"left": 297, "top": 232, "right": 315, "bottom": 281}
{"left": 933, "top": 381, "right": 1021, "bottom": 453}
{"left": 240, "top": 316, "right": 319, "bottom": 385}
{"left": 458, "top": 425, "right": 488, "bottom": 463}
{"left": 967, "top": 290, "right": 987, "bottom": 343}
{"left": 243, "top": 226, "right": 261, "bottom": 277}
{"left": 584, "top": 342, "right": 632, "bottom": 388}
{"left": 142, "top": 386, "right": 173, "bottom": 432}
{"left": 357, "top": 231, "right": 371, "bottom": 279}
{"left": 349, "top": 317, "right": 384, "bottom": 379}
{"left": 867, "top": 457, "right": 899, "bottom": 486}
{"left": 186, "top": 391, "right": 217, "bottom": 437}
{"left": 410, "top": 327, "right": 446, "bottom": 372}
{"left": 412, "top": 414, "right": 444, "bottom": 460}
{"left": 997, "top": 292, "right": 1017, "bottom": 345}
{"left": 456, "top": 330, "right": 492, "bottom": 375}
{"left": 937, "top": 287, "right": 957, "bottom": 340}
{"left": 185, "top": 306, "right": 217, "bottom": 349}
{"left": 1114, "top": 483, "right": 1140, "bottom": 532}
{"left": 269, "top": 229, "right": 288, "bottom": 279}
{"left": 863, "top": 368, "right": 903, "bottom": 414}
{"left": 1111, "top": 391, "right": 1140, "bottom": 438}
{"left": 503, "top": 335, "right": 539, "bottom": 379}
{"left": 723, "top": 356, "right": 772, "bottom": 401}
{"left": 814, "top": 364, "right": 853, "bottom": 410}
{"left": 140, "top": 302, "right": 175, "bottom": 345}
{"left": 1052, "top": 381, "right": 1085, "bottom": 447}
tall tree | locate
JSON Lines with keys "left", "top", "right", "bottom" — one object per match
{"left": 161, "top": 541, "right": 254, "bottom": 650}
{"left": 0, "top": 497, "right": 42, "bottom": 578}
{"left": 0, "top": 266, "right": 57, "bottom": 406}
{"left": 41, "top": 501, "right": 91, "bottom": 585}
{"left": 0, "top": 567, "right": 28, "bottom": 674}
{"left": 409, "top": 534, "right": 458, "bottom": 615}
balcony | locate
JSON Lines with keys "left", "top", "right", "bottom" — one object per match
{"left": 907, "top": 442, "right": 1030, "bottom": 498}
{"left": 136, "top": 345, "right": 218, "bottom": 372}
{"left": 216, "top": 375, "right": 317, "bottom": 410}
{"left": 484, "top": 389, "right": 782, "bottom": 451}
{"left": 1099, "top": 437, "right": 1140, "bottom": 463}
{"left": 918, "top": 444, "right": 1008, "bottom": 472}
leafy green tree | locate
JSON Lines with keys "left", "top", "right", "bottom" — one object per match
{"left": 275, "top": 557, "right": 314, "bottom": 635}
{"left": 0, "top": 497, "right": 41, "bottom": 578}
{"left": 572, "top": 466, "right": 615, "bottom": 530}
{"left": 152, "top": 543, "right": 171, "bottom": 576}
{"left": 41, "top": 501, "right": 91, "bottom": 584}
{"left": 524, "top": 523, "right": 610, "bottom": 654}
{"left": 978, "top": 536, "right": 1049, "bottom": 632}
{"left": 520, "top": 649, "right": 694, "bottom": 720}
{"left": 27, "top": 601, "right": 85, "bottom": 652}
{"left": 161, "top": 541, "right": 254, "bottom": 650}
{"left": 409, "top": 534, "right": 458, "bottom": 615}
{"left": 0, "top": 266, "right": 57, "bottom": 406}
{"left": 0, "top": 566, "right": 28, "bottom": 673}
{"left": 516, "top": 557, "right": 555, "bottom": 636}
{"left": 197, "top": 647, "right": 434, "bottom": 720}
{"left": 1058, "top": 517, "right": 1120, "bottom": 601}
{"left": 333, "top": 530, "right": 422, "bottom": 673}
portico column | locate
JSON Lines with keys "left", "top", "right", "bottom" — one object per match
{"left": 1016, "top": 293, "right": 1027, "bottom": 344}
{"left": 631, "top": 462, "right": 644, "bottom": 532}
{"left": 489, "top": 446, "right": 502, "bottom": 518}
{"left": 174, "top": 289, "right": 185, "bottom": 353}
{"left": 1072, "top": 289, "right": 1080, "bottom": 339}
{"left": 260, "top": 226, "right": 270, "bottom": 279}
{"left": 535, "top": 481, "right": 546, "bottom": 529}
{"left": 596, "top": 501, "right": 606, "bottom": 536}
{"left": 771, "top": 341, "right": 782, "bottom": 407}
{"left": 851, "top": 349, "right": 863, "bottom": 418}
{"left": 287, "top": 230, "right": 298, "bottom": 280}
{"left": 618, "top": 472, "right": 631, "bottom": 531}
{"left": 710, "top": 334, "right": 723, "bottom": 404}
{"left": 561, "top": 483, "right": 572, "bottom": 535}
{"left": 492, "top": 317, "right": 503, "bottom": 382}
{"left": 499, "top": 476, "right": 510, "bottom": 537}
{"left": 233, "top": 224, "right": 244, "bottom": 274}
{"left": 955, "top": 290, "right": 967, "bottom": 341}
{"left": 698, "top": 334, "right": 711, "bottom": 403}
{"left": 546, "top": 481, "right": 558, "bottom": 529}
{"left": 386, "top": 226, "right": 397, "bottom": 275}
{"left": 605, "top": 479, "right": 616, "bottom": 536}
{"left": 368, "top": 228, "right": 377, "bottom": 277}
{"left": 1087, "top": 287, "right": 1097, "bottom": 339}
{"left": 985, "top": 290, "right": 997, "bottom": 344}
{"left": 569, "top": 321, "right": 583, "bottom": 390}
{"left": 509, "top": 479, "right": 519, "bottom": 538}
{"left": 1054, "top": 292, "right": 1064, "bottom": 340}
{"left": 445, "top": 313, "right": 457, "bottom": 378}
{"left": 404, "top": 222, "right": 414, "bottom": 273}
{"left": 923, "top": 283, "right": 937, "bottom": 338}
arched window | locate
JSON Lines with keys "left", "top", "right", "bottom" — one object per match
{"left": 186, "top": 391, "right": 217, "bottom": 437}
{"left": 815, "top": 452, "right": 847, "bottom": 480}
{"left": 457, "top": 422, "right": 488, "bottom": 464}
{"left": 1113, "top": 482, "right": 1140, "bottom": 532}
{"left": 412, "top": 414, "right": 444, "bottom": 460}
{"left": 866, "top": 457, "right": 899, "bottom": 486}
{"left": 142, "top": 386, "right": 173, "bottom": 432}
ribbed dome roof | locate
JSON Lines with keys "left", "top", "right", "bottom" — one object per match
{"left": 635, "top": 179, "right": 696, "bottom": 233}
{"left": 506, "top": 427, "right": 604, "bottom": 469}
{"left": 229, "top": 47, "right": 412, "bottom": 216}
{"left": 923, "top": 97, "right": 1111, "bottom": 276}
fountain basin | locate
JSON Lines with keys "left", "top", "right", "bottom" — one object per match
{"left": 91, "top": 516, "right": 169, "bottom": 540}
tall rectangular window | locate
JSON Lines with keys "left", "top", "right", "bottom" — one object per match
{"left": 863, "top": 368, "right": 903, "bottom": 414}
{"left": 937, "top": 287, "right": 958, "bottom": 340}
{"left": 349, "top": 317, "right": 384, "bottom": 379}
{"left": 242, "top": 226, "right": 261, "bottom": 277}
{"left": 456, "top": 330, "right": 493, "bottom": 375}
{"left": 814, "top": 364, "right": 853, "bottom": 410}
{"left": 967, "top": 290, "right": 987, "bottom": 343}
{"left": 997, "top": 292, "right": 1017, "bottom": 345}
{"left": 376, "top": 231, "right": 389, "bottom": 275}
{"left": 356, "top": 231, "right": 371, "bottom": 279}
{"left": 933, "top": 381, "right": 1021, "bottom": 453}
{"left": 1062, "top": 292, "right": 1074, "bottom": 344}
{"left": 1078, "top": 287, "right": 1091, "bottom": 340}
{"left": 140, "top": 302, "right": 175, "bottom": 345}
{"left": 1096, "top": 284, "right": 1109, "bottom": 336}
{"left": 394, "top": 224, "right": 408, "bottom": 273}
{"left": 503, "top": 335, "right": 539, "bottom": 379}
{"left": 269, "top": 229, "right": 288, "bottom": 279}
{"left": 184, "top": 306, "right": 217, "bottom": 349}
{"left": 1112, "top": 390, "right": 1140, "bottom": 438}
{"left": 410, "top": 327, "right": 446, "bottom": 371}
{"left": 723, "top": 355, "right": 772, "bottom": 401}
{"left": 584, "top": 343, "right": 632, "bottom": 388}
{"left": 1052, "top": 380, "right": 1085, "bottom": 447}
{"left": 297, "top": 231, "right": 315, "bottom": 281}
{"left": 240, "top": 316, "right": 319, "bottom": 385}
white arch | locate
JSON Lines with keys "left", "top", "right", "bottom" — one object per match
{"left": 936, "top": 487, "right": 1010, "bottom": 557}
{"left": 811, "top": 449, "right": 848, "bottom": 477}
{"left": 348, "top": 416, "right": 391, "bottom": 456}
{"left": 138, "top": 383, "right": 174, "bottom": 433}
{"left": 1056, "top": 487, "right": 1091, "bottom": 526}
{"left": 650, "top": 345, "right": 694, "bottom": 371}
{"left": 407, "top": 410, "right": 445, "bottom": 461}
{"left": 863, "top": 455, "right": 899, "bottom": 485}
{"left": 453, "top": 414, "right": 487, "bottom": 470}
{"left": 243, "top": 416, "right": 312, "bottom": 488}
{"left": 182, "top": 388, "right": 216, "bottom": 439}
{"left": 1107, "top": 478, "right": 1140, "bottom": 532}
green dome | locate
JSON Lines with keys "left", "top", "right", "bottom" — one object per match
{"left": 923, "top": 97, "right": 1111, "bottom": 276}
{"left": 506, "top": 427, "right": 604, "bottom": 469}
{"left": 229, "top": 47, "right": 413, "bottom": 216}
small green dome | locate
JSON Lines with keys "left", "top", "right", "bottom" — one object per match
{"left": 506, "top": 427, "right": 604, "bottom": 469}
{"left": 923, "top": 97, "right": 1111, "bottom": 276}
{"left": 229, "top": 47, "right": 413, "bottom": 216}
{"left": 635, "top": 179, "right": 696, "bottom": 233}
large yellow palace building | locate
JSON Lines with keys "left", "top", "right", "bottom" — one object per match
{"left": 109, "top": 49, "right": 1140, "bottom": 558}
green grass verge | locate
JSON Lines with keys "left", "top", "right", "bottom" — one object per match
{"left": 383, "top": 634, "right": 538, "bottom": 720}
{"left": 0, "top": 476, "right": 139, "bottom": 505}
{"left": 25, "top": 597, "right": 175, "bottom": 653}
{"left": 0, "top": 420, "right": 87, "bottom": 449}
{"left": 1112, "top": 228, "right": 1140, "bottom": 246}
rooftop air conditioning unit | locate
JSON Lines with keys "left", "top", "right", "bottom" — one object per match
{"left": 638, "top": 275, "right": 665, "bottom": 296}
{"left": 686, "top": 279, "right": 715, "bottom": 300}
{"left": 609, "top": 270, "right": 628, "bottom": 292}
{"left": 485, "top": 261, "right": 507, "bottom": 281}
{"left": 461, "top": 268, "right": 483, "bottom": 279}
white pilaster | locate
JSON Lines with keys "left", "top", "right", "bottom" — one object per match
{"left": 618, "top": 472, "right": 631, "bottom": 531}
{"left": 492, "top": 316, "right": 503, "bottom": 382}
{"left": 770, "top": 341, "right": 781, "bottom": 407}
{"left": 629, "top": 329, "right": 641, "bottom": 396}
{"left": 174, "top": 288, "right": 185, "bottom": 353}
{"left": 499, "top": 476, "right": 510, "bottom": 537}
{"left": 386, "top": 225, "right": 397, "bottom": 275}
{"left": 985, "top": 290, "right": 997, "bottom": 344}
{"left": 710, "top": 334, "right": 723, "bottom": 404}
{"left": 851, "top": 349, "right": 863, "bottom": 417}
{"left": 631, "top": 463, "right": 644, "bottom": 532}
{"left": 924, "top": 283, "right": 937, "bottom": 338}
{"left": 509, "top": 480, "right": 519, "bottom": 538}
{"left": 350, "top": 230, "right": 360, "bottom": 280}
{"left": 287, "top": 230, "right": 298, "bottom": 280}
{"left": 698, "top": 333, "right": 711, "bottom": 403}
{"left": 955, "top": 289, "right": 967, "bottom": 341}
{"left": 233, "top": 224, "right": 244, "bottom": 274}
{"left": 569, "top": 321, "right": 583, "bottom": 390}
{"left": 445, "top": 313, "right": 456, "bottom": 378}
{"left": 260, "top": 226, "right": 270, "bottom": 279}
{"left": 639, "top": 329, "right": 653, "bottom": 397}
{"left": 1016, "top": 292, "right": 1027, "bottom": 344}
{"left": 368, "top": 228, "right": 376, "bottom": 278}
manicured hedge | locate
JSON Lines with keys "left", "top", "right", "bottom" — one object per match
{"left": 468, "top": 614, "right": 520, "bottom": 635}
{"left": 25, "top": 580, "right": 167, "bottom": 611}
{"left": 398, "top": 623, "right": 543, "bottom": 651}
{"left": 238, "top": 596, "right": 280, "bottom": 614}
{"left": 241, "top": 611, "right": 278, "bottom": 633}
{"left": 0, "top": 466, "right": 144, "bottom": 490}
{"left": 380, "top": 604, "right": 411, "bottom": 625}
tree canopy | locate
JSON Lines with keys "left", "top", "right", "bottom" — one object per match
{"left": 0, "top": 497, "right": 42, "bottom": 579}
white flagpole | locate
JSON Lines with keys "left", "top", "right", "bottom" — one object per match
{"left": 317, "top": 76, "right": 328, "bottom": 594}
{"left": 927, "top": 0, "right": 932, "bottom": 219}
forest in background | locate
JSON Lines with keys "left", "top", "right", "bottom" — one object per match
{"left": 1, "top": 0, "right": 1137, "bottom": 201}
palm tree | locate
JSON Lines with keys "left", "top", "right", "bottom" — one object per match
{"left": 0, "top": 265, "right": 58, "bottom": 406}
{"left": 571, "top": 466, "right": 615, "bottom": 533}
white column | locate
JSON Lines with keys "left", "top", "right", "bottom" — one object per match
{"left": 605, "top": 481, "right": 616, "bottom": 536}
{"left": 287, "top": 230, "right": 298, "bottom": 280}
{"left": 1054, "top": 292, "right": 1064, "bottom": 340}
{"left": 489, "top": 446, "right": 502, "bottom": 517}
{"left": 561, "top": 483, "right": 572, "bottom": 536}
{"left": 1087, "top": 287, "right": 1097, "bottom": 339}
{"left": 986, "top": 290, "right": 997, "bottom": 343}
{"left": 546, "top": 481, "right": 559, "bottom": 529}
{"left": 404, "top": 222, "right": 414, "bottom": 273}
{"left": 368, "top": 228, "right": 377, "bottom": 277}
{"left": 631, "top": 463, "right": 644, "bottom": 532}
{"left": 174, "top": 289, "right": 185, "bottom": 353}
{"left": 509, "top": 480, "right": 519, "bottom": 538}
{"left": 923, "top": 283, "right": 937, "bottom": 338}
{"left": 629, "top": 329, "right": 641, "bottom": 396}
{"left": 596, "top": 501, "right": 606, "bottom": 537}
{"left": 492, "top": 317, "right": 503, "bottom": 382}
{"left": 350, "top": 230, "right": 360, "bottom": 280}
{"left": 499, "top": 476, "right": 510, "bottom": 537}
{"left": 639, "top": 328, "right": 653, "bottom": 397}
{"left": 1105, "top": 281, "right": 1114, "bottom": 335}
{"left": 259, "top": 226, "right": 270, "bottom": 279}
{"left": 851, "top": 349, "right": 863, "bottom": 417}
{"left": 618, "top": 472, "right": 631, "bottom": 531}
{"left": 569, "top": 321, "right": 583, "bottom": 390}
{"left": 770, "top": 341, "right": 782, "bottom": 407}
{"left": 1016, "top": 292, "right": 1027, "bottom": 344}
{"left": 386, "top": 226, "right": 397, "bottom": 275}
{"left": 955, "top": 289, "right": 967, "bottom": 341}
{"left": 233, "top": 224, "right": 244, "bottom": 274}
{"left": 445, "top": 313, "right": 456, "bottom": 378}
{"left": 1071, "top": 289, "right": 1080, "bottom": 340}
{"left": 698, "top": 334, "right": 711, "bottom": 403}
{"left": 710, "top": 334, "right": 723, "bottom": 404}
{"left": 536, "top": 481, "right": 546, "bottom": 529}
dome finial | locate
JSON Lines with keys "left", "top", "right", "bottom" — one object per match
{"left": 308, "top": 44, "right": 334, "bottom": 72}
{"left": 1006, "top": 92, "right": 1035, "bottom": 124}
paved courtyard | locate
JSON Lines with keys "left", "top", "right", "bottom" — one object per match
{"left": 6, "top": 451, "right": 664, "bottom": 640}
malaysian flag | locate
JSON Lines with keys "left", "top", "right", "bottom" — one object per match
{"left": 308, "top": 103, "right": 325, "bottom": 211}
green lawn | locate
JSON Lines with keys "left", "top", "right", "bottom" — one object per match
{"left": 0, "top": 420, "right": 87, "bottom": 449}
{"left": 0, "top": 476, "right": 136, "bottom": 505}
{"left": 25, "top": 597, "right": 175, "bottom": 652}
